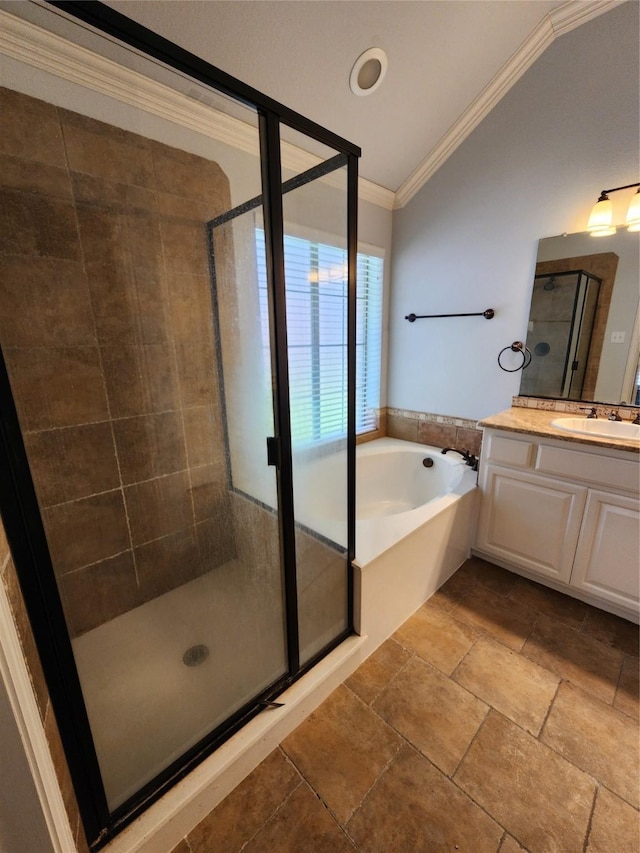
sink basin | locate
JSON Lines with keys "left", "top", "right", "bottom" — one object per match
{"left": 551, "top": 417, "right": 640, "bottom": 440}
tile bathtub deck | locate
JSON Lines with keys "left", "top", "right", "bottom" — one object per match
{"left": 173, "top": 557, "right": 639, "bottom": 853}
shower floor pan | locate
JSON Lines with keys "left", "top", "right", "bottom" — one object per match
{"left": 72, "top": 558, "right": 286, "bottom": 810}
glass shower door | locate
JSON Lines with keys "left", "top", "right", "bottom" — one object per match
{"left": 0, "top": 82, "right": 289, "bottom": 811}
{"left": 279, "top": 143, "right": 352, "bottom": 666}
{"left": 0, "top": 2, "right": 357, "bottom": 845}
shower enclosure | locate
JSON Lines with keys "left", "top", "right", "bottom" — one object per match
{"left": 520, "top": 270, "right": 602, "bottom": 399}
{"left": 0, "top": 2, "right": 357, "bottom": 847}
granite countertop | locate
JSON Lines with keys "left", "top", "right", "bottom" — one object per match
{"left": 478, "top": 408, "right": 640, "bottom": 454}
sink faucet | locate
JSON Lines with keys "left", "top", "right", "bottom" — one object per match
{"left": 607, "top": 410, "right": 622, "bottom": 421}
{"left": 580, "top": 407, "right": 598, "bottom": 419}
{"left": 441, "top": 447, "right": 478, "bottom": 471}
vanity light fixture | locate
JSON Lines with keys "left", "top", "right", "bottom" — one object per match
{"left": 587, "top": 182, "right": 640, "bottom": 235}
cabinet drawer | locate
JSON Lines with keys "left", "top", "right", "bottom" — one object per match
{"left": 536, "top": 444, "right": 639, "bottom": 493}
{"left": 486, "top": 434, "right": 533, "bottom": 467}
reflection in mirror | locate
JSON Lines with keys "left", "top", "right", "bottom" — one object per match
{"left": 520, "top": 229, "right": 640, "bottom": 405}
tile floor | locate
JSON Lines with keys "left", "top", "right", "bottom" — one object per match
{"left": 171, "top": 556, "right": 639, "bottom": 853}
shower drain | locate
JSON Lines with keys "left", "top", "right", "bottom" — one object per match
{"left": 183, "top": 644, "right": 210, "bottom": 667}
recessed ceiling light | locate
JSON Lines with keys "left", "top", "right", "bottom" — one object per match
{"left": 349, "top": 47, "right": 388, "bottom": 96}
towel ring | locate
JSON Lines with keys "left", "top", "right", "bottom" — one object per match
{"left": 498, "top": 341, "right": 532, "bottom": 372}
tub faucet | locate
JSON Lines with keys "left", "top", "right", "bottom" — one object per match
{"left": 441, "top": 447, "right": 478, "bottom": 471}
{"left": 607, "top": 410, "right": 622, "bottom": 421}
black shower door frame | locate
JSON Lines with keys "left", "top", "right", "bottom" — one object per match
{"left": 0, "top": 2, "right": 359, "bottom": 847}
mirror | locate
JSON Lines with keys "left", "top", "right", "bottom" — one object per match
{"left": 519, "top": 228, "right": 640, "bottom": 406}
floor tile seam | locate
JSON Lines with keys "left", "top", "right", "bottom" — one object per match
{"left": 278, "top": 740, "right": 313, "bottom": 783}
{"left": 516, "top": 642, "right": 621, "bottom": 707}
{"left": 278, "top": 691, "right": 404, "bottom": 829}
{"left": 544, "top": 674, "right": 640, "bottom": 730}
{"left": 448, "top": 625, "right": 557, "bottom": 682}
{"left": 447, "top": 596, "right": 536, "bottom": 651}
{"left": 424, "top": 595, "right": 458, "bottom": 614}
{"left": 528, "top": 607, "right": 633, "bottom": 657}
{"left": 597, "top": 781, "right": 640, "bottom": 813}
{"left": 237, "top": 777, "right": 304, "bottom": 853}
{"left": 581, "top": 629, "right": 640, "bottom": 661}
{"left": 447, "top": 712, "right": 602, "bottom": 853}
{"left": 612, "top": 650, "right": 629, "bottom": 706}
{"left": 278, "top": 743, "right": 306, "bottom": 785}
{"left": 463, "top": 626, "right": 568, "bottom": 692}
{"left": 449, "top": 699, "right": 493, "bottom": 780}
{"left": 364, "top": 693, "right": 484, "bottom": 781}
{"left": 426, "top": 598, "right": 486, "bottom": 644}
{"left": 577, "top": 605, "right": 592, "bottom": 637}
{"left": 534, "top": 726, "right": 635, "bottom": 806}
{"left": 537, "top": 679, "right": 640, "bottom": 788}
{"left": 398, "top": 646, "right": 494, "bottom": 720}
{"left": 398, "top": 737, "right": 512, "bottom": 841}
{"left": 505, "top": 585, "right": 589, "bottom": 634}
{"left": 447, "top": 658, "right": 558, "bottom": 740}
{"left": 344, "top": 648, "right": 418, "bottom": 708}
{"left": 536, "top": 676, "right": 563, "bottom": 740}
{"left": 340, "top": 735, "right": 407, "bottom": 834}
{"left": 313, "top": 783, "right": 362, "bottom": 852}
{"left": 475, "top": 578, "right": 519, "bottom": 600}
{"left": 516, "top": 607, "right": 541, "bottom": 651}
{"left": 364, "top": 642, "right": 498, "bottom": 734}
{"left": 581, "top": 784, "right": 600, "bottom": 853}
{"left": 447, "top": 633, "right": 482, "bottom": 683}
{"left": 340, "top": 677, "right": 412, "bottom": 750}
{"left": 454, "top": 706, "right": 603, "bottom": 800}
{"left": 612, "top": 693, "right": 640, "bottom": 722}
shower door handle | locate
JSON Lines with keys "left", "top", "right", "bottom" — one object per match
{"left": 266, "top": 436, "right": 280, "bottom": 468}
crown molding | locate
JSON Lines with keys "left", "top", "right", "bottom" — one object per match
{"left": 394, "top": 0, "right": 624, "bottom": 209}
{"left": 0, "top": 9, "right": 394, "bottom": 211}
{"left": 0, "top": 1, "right": 619, "bottom": 215}
{"left": 549, "top": 0, "right": 626, "bottom": 37}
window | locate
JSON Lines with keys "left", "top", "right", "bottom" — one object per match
{"left": 256, "top": 228, "right": 383, "bottom": 444}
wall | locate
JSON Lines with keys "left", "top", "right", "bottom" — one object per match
{"left": 0, "top": 513, "right": 87, "bottom": 851}
{"left": 0, "top": 510, "right": 54, "bottom": 853}
{"left": 389, "top": 1, "right": 639, "bottom": 422}
{"left": 0, "top": 88, "right": 236, "bottom": 638}
{"left": 0, "top": 4, "right": 393, "bottom": 384}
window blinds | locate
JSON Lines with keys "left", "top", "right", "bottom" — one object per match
{"left": 256, "top": 228, "right": 383, "bottom": 445}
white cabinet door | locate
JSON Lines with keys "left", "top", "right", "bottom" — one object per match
{"left": 477, "top": 464, "right": 587, "bottom": 582}
{"left": 571, "top": 490, "right": 640, "bottom": 613}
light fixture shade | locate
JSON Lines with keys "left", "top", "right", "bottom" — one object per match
{"left": 587, "top": 197, "right": 616, "bottom": 234}
{"left": 349, "top": 48, "right": 388, "bottom": 96}
{"left": 626, "top": 190, "right": 640, "bottom": 231}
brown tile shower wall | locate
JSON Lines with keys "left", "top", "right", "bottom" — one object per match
{"left": 0, "top": 87, "right": 236, "bottom": 637}
{"left": 385, "top": 407, "right": 483, "bottom": 455}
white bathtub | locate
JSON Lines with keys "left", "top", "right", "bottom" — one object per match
{"left": 356, "top": 437, "right": 475, "bottom": 566}
{"left": 353, "top": 437, "right": 479, "bottom": 648}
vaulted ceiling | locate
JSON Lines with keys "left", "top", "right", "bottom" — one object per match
{"left": 105, "top": 1, "right": 620, "bottom": 206}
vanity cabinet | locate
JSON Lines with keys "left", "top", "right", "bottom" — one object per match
{"left": 475, "top": 429, "right": 639, "bottom": 620}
